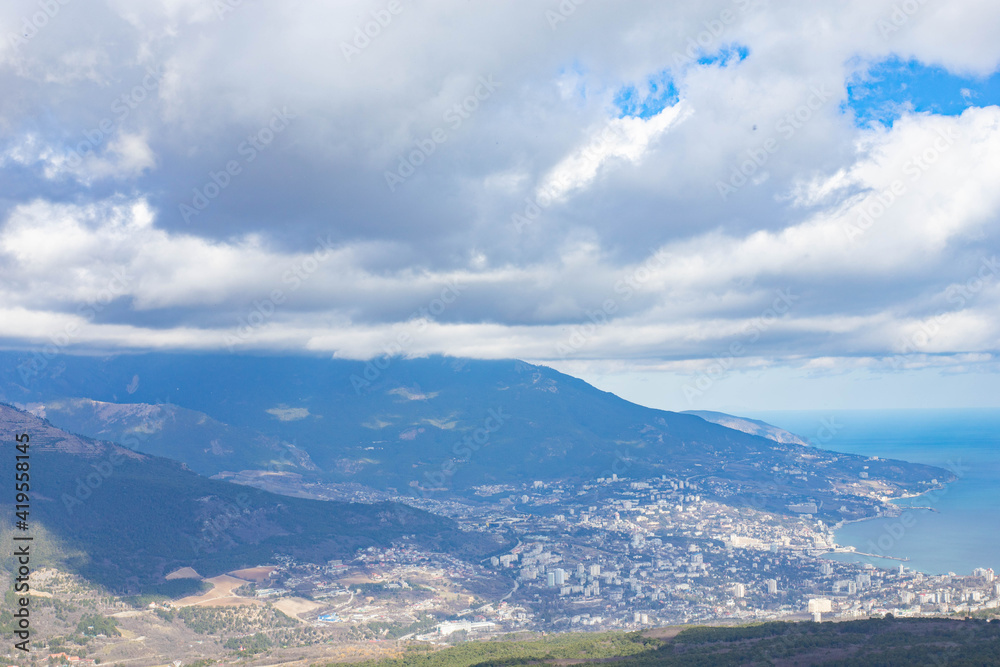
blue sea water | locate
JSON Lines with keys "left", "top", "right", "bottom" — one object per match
{"left": 747, "top": 409, "right": 1000, "bottom": 576}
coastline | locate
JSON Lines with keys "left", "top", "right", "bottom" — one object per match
{"left": 755, "top": 409, "right": 1000, "bottom": 577}
{"left": 826, "top": 479, "right": 953, "bottom": 571}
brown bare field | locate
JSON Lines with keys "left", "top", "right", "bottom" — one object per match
{"left": 173, "top": 574, "right": 258, "bottom": 607}
{"left": 229, "top": 566, "right": 277, "bottom": 582}
{"left": 190, "top": 597, "right": 264, "bottom": 608}
{"left": 641, "top": 625, "right": 686, "bottom": 640}
{"left": 335, "top": 575, "right": 378, "bottom": 585}
{"left": 165, "top": 567, "right": 202, "bottom": 580}
{"left": 272, "top": 597, "right": 324, "bottom": 621}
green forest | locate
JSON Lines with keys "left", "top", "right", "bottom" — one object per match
{"left": 337, "top": 617, "right": 1000, "bottom": 667}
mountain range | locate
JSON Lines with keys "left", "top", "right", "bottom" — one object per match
{"left": 0, "top": 402, "right": 498, "bottom": 593}
{"left": 0, "top": 352, "right": 950, "bottom": 525}
{"left": 682, "top": 410, "right": 811, "bottom": 446}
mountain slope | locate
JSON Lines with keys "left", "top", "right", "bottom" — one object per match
{"left": 683, "top": 410, "right": 811, "bottom": 446}
{"left": 0, "top": 352, "right": 951, "bottom": 522}
{"left": 0, "top": 403, "right": 496, "bottom": 593}
{"left": 18, "top": 397, "right": 317, "bottom": 477}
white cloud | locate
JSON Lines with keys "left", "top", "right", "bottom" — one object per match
{"left": 539, "top": 102, "right": 692, "bottom": 201}
{"left": 266, "top": 406, "right": 311, "bottom": 421}
{"left": 1, "top": 0, "right": 1000, "bottom": 408}
{"left": 1, "top": 132, "right": 156, "bottom": 183}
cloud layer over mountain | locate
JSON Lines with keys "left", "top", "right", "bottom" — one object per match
{"left": 2, "top": 0, "right": 999, "bottom": 408}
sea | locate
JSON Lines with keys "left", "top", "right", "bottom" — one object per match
{"left": 748, "top": 409, "right": 1000, "bottom": 576}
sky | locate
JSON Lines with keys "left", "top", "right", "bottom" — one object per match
{"left": 2, "top": 0, "right": 1000, "bottom": 413}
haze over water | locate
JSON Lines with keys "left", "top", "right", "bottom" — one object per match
{"left": 749, "top": 409, "right": 1000, "bottom": 576}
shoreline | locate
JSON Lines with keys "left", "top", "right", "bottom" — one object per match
{"left": 826, "top": 480, "right": 953, "bottom": 572}
{"left": 761, "top": 411, "right": 999, "bottom": 578}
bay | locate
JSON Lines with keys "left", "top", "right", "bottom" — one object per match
{"left": 747, "top": 409, "right": 1000, "bottom": 575}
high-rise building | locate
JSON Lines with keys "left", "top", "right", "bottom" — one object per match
{"left": 973, "top": 567, "right": 995, "bottom": 582}
{"left": 766, "top": 579, "right": 778, "bottom": 594}
{"left": 808, "top": 598, "right": 832, "bottom": 613}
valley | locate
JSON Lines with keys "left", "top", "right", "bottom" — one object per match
{"left": 2, "top": 353, "right": 995, "bottom": 667}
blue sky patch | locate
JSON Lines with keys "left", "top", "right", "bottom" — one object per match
{"left": 613, "top": 44, "right": 748, "bottom": 118}
{"left": 614, "top": 43, "right": 750, "bottom": 118}
{"left": 614, "top": 72, "right": 679, "bottom": 119}
{"left": 697, "top": 43, "right": 750, "bottom": 67}
{"left": 846, "top": 57, "right": 1000, "bottom": 126}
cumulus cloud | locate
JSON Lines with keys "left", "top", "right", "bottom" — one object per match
{"left": 1, "top": 132, "right": 156, "bottom": 183}
{"left": 538, "top": 102, "right": 692, "bottom": 201}
{"left": 2, "top": 0, "right": 1000, "bottom": 407}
